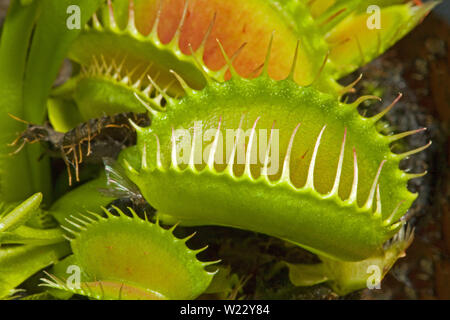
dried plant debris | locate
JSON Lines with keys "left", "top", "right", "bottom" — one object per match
{"left": 10, "top": 113, "right": 150, "bottom": 185}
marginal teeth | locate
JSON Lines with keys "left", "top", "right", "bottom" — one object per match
{"left": 169, "top": 0, "right": 190, "bottom": 46}
{"left": 195, "top": 12, "right": 217, "bottom": 58}
{"left": 69, "top": 215, "right": 91, "bottom": 227}
{"left": 150, "top": 0, "right": 163, "bottom": 37}
{"left": 133, "top": 79, "right": 142, "bottom": 89}
{"left": 65, "top": 218, "right": 87, "bottom": 231}
{"left": 383, "top": 223, "right": 414, "bottom": 250}
{"left": 387, "top": 127, "right": 426, "bottom": 143}
{"left": 142, "top": 85, "right": 152, "bottom": 97}
{"left": 121, "top": 76, "right": 130, "bottom": 85}
{"left": 328, "top": 127, "right": 347, "bottom": 196}
{"left": 79, "top": 212, "right": 98, "bottom": 224}
{"left": 128, "top": 119, "right": 144, "bottom": 133}
{"left": 281, "top": 123, "right": 301, "bottom": 183}
{"left": 262, "top": 32, "right": 274, "bottom": 76}
{"left": 288, "top": 40, "right": 300, "bottom": 80}
{"left": 374, "top": 184, "right": 382, "bottom": 219}
{"left": 261, "top": 121, "right": 277, "bottom": 179}
{"left": 227, "top": 114, "right": 245, "bottom": 176}
{"left": 170, "top": 69, "right": 193, "bottom": 94}
{"left": 147, "top": 74, "right": 171, "bottom": 101}
{"left": 244, "top": 117, "right": 261, "bottom": 178}
{"left": 351, "top": 95, "right": 381, "bottom": 109}
{"left": 105, "top": 63, "right": 114, "bottom": 76}
{"left": 207, "top": 117, "right": 223, "bottom": 169}
{"left": 363, "top": 160, "right": 386, "bottom": 211}
{"left": 189, "top": 122, "right": 198, "bottom": 171}
{"left": 383, "top": 200, "right": 405, "bottom": 226}
{"left": 171, "top": 127, "right": 178, "bottom": 169}
{"left": 127, "top": 0, "right": 138, "bottom": 34}
{"left": 141, "top": 142, "right": 148, "bottom": 170}
{"left": 92, "top": 12, "right": 102, "bottom": 30}
{"left": 215, "top": 39, "right": 247, "bottom": 78}
{"left": 370, "top": 93, "right": 402, "bottom": 122}
{"left": 396, "top": 141, "right": 432, "bottom": 160}
{"left": 305, "top": 125, "right": 326, "bottom": 189}
{"left": 154, "top": 134, "right": 162, "bottom": 169}
{"left": 107, "top": 0, "right": 117, "bottom": 30}
{"left": 100, "top": 55, "right": 108, "bottom": 72}
{"left": 389, "top": 220, "right": 403, "bottom": 231}
{"left": 188, "top": 43, "right": 213, "bottom": 83}
{"left": 402, "top": 171, "right": 427, "bottom": 180}
{"left": 60, "top": 225, "right": 77, "bottom": 236}
{"left": 339, "top": 74, "right": 363, "bottom": 96}
{"left": 348, "top": 147, "right": 358, "bottom": 203}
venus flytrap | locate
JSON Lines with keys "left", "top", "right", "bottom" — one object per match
{"left": 314, "top": 0, "right": 440, "bottom": 77}
{"left": 0, "top": 193, "right": 43, "bottom": 233}
{"left": 117, "top": 45, "right": 429, "bottom": 266}
{"left": 27, "top": 39, "right": 433, "bottom": 295}
{"left": 41, "top": 207, "right": 217, "bottom": 300}
{"left": 0, "top": 194, "right": 64, "bottom": 246}
{"left": 56, "top": 0, "right": 436, "bottom": 126}
{"left": 286, "top": 224, "right": 415, "bottom": 295}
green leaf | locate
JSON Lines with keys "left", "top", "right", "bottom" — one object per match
{"left": 0, "top": 0, "right": 40, "bottom": 203}
{"left": 0, "top": 242, "right": 70, "bottom": 299}
{"left": 47, "top": 98, "right": 83, "bottom": 133}
{"left": 22, "top": 0, "right": 104, "bottom": 203}
{"left": 0, "top": 225, "right": 65, "bottom": 246}
{"left": 49, "top": 174, "right": 116, "bottom": 226}
{"left": 0, "top": 193, "right": 42, "bottom": 232}
{"left": 24, "top": 0, "right": 104, "bottom": 124}
{"left": 285, "top": 262, "right": 329, "bottom": 287}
